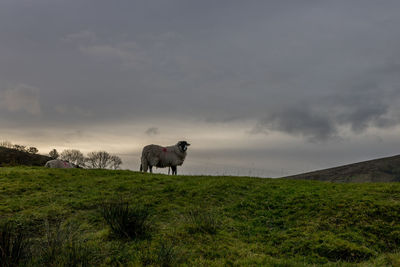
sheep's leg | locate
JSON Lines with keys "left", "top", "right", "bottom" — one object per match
{"left": 149, "top": 165, "right": 153, "bottom": 173}
{"left": 171, "top": 166, "right": 177, "bottom": 175}
{"left": 141, "top": 160, "right": 149, "bottom": 172}
{"left": 168, "top": 167, "right": 170, "bottom": 175}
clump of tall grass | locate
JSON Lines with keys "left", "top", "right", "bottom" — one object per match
{"left": 39, "top": 219, "right": 66, "bottom": 263}
{"left": 33, "top": 219, "right": 91, "bottom": 266}
{"left": 138, "top": 240, "right": 180, "bottom": 267}
{"left": 185, "top": 207, "right": 220, "bottom": 235}
{"left": 155, "top": 241, "right": 179, "bottom": 267}
{"left": 0, "top": 221, "right": 29, "bottom": 267}
{"left": 100, "top": 200, "right": 151, "bottom": 239}
{"left": 59, "top": 240, "right": 91, "bottom": 267}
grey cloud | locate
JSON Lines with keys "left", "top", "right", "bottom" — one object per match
{"left": 331, "top": 62, "right": 400, "bottom": 132}
{"left": 62, "top": 30, "right": 97, "bottom": 44}
{"left": 53, "top": 103, "right": 93, "bottom": 116}
{"left": 145, "top": 127, "right": 159, "bottom": 136}
{"left": 252, "top": 60, "right": 400, "bottom": 141}
{"left": 252, "top": 108, "right": 337, "bottom": 142}
{"left": 79, "top": 42, "right": 141, "bottom": 65}
{"left": 0, "top": 84, "right": 41, "bottom": 115}
{"left": 330, "top": 89, "right": 393, "bottom": 133}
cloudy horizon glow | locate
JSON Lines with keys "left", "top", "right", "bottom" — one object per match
{"left": 1, "top": 0, "right": 400, "bottom": 177}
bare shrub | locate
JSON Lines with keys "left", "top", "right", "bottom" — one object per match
{"left": 110, "top": 155, "right": 123, "bottom": 170}
{"left": 13, "top": 144, "right": 26, "bottom": 152}
{"left": 86, "top": 151, "right": 123, "bottom": 169}
{"left": 27, "top": 147, "right": 38, "bottom": 154}
{"left": 60, "top": 149, "right": 85, "bottom": 166}
{"left": 49, "top": 149, "right": 59, "bottom": 159}
{"left": 0, "top": 141, "right": 13, "bottom": 148}
{"left": 86, "top": 151, "right": 112, "bottom": 169}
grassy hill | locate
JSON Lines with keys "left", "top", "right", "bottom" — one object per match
{"left": 0, "top": 147, "right": 51, "bottom": 167}
{"left": 1, "top": 167, "right": 400, "bottom": 266}
{"left": 286, "top": 154, "right": 400, "bottom": 183}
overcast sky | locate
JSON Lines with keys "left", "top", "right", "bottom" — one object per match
{"left": 1, "top": 0, "right": 400, "bottom": 177}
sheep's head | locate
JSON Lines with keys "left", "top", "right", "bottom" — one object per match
{"left": 177, "top": 141, "right": 190, "bottom": 152}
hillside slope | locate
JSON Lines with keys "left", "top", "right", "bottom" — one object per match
{"left": 1, "top": 167, "right": 400, "bottom": 266}
{"left": 0, "top": 147, "right": 51, "bottom": 166}
{"left": 286, "top": 154, "right": 400, "bottom": 182}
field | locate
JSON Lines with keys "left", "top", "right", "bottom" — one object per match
{"left": 1, "top": 167, "right": 400, "bottom": 266}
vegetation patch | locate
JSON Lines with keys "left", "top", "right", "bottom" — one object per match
{"left": 0, "top": 221, "right": 29, "bottom": 267}
{"left": 100, "top": 199, "right": 151, "bottom": 240}
{"left": 1, "top": 166, "right": 400, "bottom": 265}
{"left": 138, "top": 240, "right": 181, "bottom": 267}
{"left": 185, "top": 207, "right": 220, "bottom": 235}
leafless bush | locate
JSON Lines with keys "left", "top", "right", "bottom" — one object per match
{"left": 0, "top": 140, "right": 13, "bottom": 148}
{"left": 110, "top": 155, "right": 123, "bottom": 170}
{"left": 86, "top": 151, "right": 122, "bottom": 169}
{"left": 13, "top": 144, "right": 27, "bottom": 152}
{"left": 49, "top": 149, "right": 59, "bottom": 159}
{"left": 86, "top": 151, "right": 111, "bottom": 169}
{"left": 60, "top": 149, "right": 85, "bottom": 166}
{"left": 27, "top": 147, "right": 38, "bottom": 154}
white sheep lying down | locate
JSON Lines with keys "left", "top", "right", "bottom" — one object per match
{"left": 44, "top": 159, "right": 78, "bottom": 168}
{"left": 140, "top": 141, "right": 190, "bottom": 175}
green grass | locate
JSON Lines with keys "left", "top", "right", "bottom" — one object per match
{"left": 1, "top": 166, "right": 400, "bottom": 266}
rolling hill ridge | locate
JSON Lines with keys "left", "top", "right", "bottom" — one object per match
{"left": 286, "top": 154, "right": 400, "bottom": 182}
{"left": 0, "top": 147, "right": 51, "bottom": 167}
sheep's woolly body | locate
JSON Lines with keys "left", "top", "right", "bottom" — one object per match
{"left": 45, "top": 159, "right": 77, "bottom": 168}
{"left": 141, "top": 143, "right": 187, "bottom": 173}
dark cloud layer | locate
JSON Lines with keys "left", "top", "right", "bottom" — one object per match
{"left": 252, "top": 63, "right": 400, "bottom": 141}
{"left": 1, "top": 0, "right": 400, "bottom": 175}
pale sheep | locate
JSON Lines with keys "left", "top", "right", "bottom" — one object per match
{"left": 44, "top": 159, "right": 79, "bottom": 168}
{"left": 140, "top": 141, "right": 190, "bottom": 175}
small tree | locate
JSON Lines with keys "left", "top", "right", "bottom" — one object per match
{"left": 86, "top": 151, "right": 112, "bottom": 169}
{"left": 27, "top": 147, "right": 38, "bottom": 154}
{"left": 110, "top": 155, "right": 123, "bottom": 170}
{"left": 60, "top": 149, "right": 85, "bottom": 166}
{"left": 49, "top": 149, "right": 59, "bottom": 159}
{"left": 13, "top": 144, "right": 26, "bottom": 152}
{"left": 0, "top": 141, "right": 13, "bottom": 148}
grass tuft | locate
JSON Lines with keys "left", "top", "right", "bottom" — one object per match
{"left": 155, "top": 241, "right": 179, "bottom": 267}
{"left": 185, "top": 207, "right": 219, "bottom": 235}
{"left": 100, "top": 199, "right": 151, "bottom": 240}
{"left": 31, "top": 219, "right": 92, "bottom": 266}
{"left": 0, "top": 221, "right": 29, "bottom": 267}
{"left": 138, "top": 240, "right": 179, "bottom": 267}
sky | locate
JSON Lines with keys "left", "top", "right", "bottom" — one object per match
{"left": 1, "top": 0, "right": 400, "bottom": 177}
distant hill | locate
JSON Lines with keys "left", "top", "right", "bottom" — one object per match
{"left": 0, "top": 147, "right": 51, "bottom": 167}
{"left": 285, "top": 154, "right": 400, "bottom": 182}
